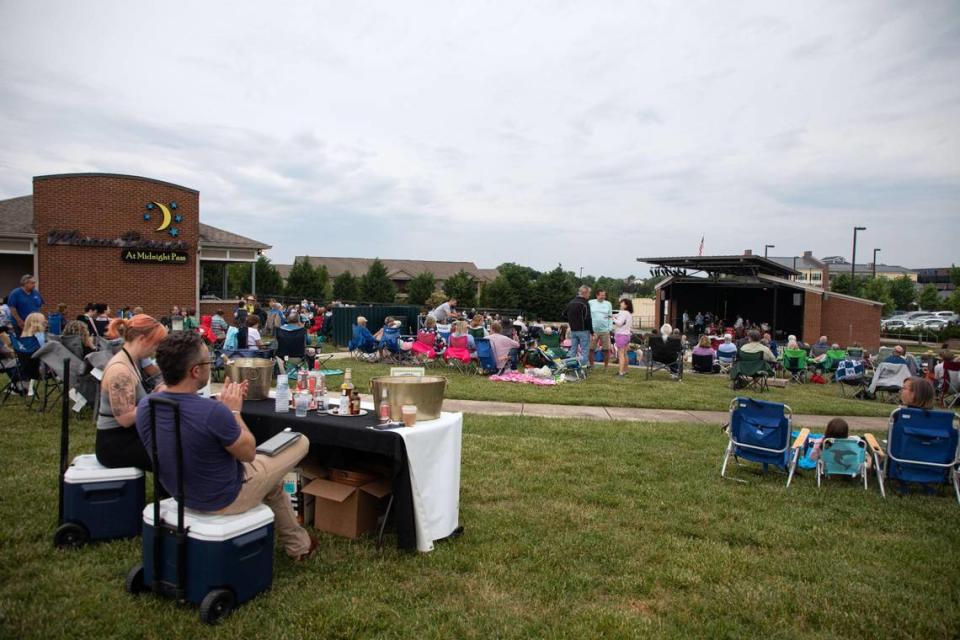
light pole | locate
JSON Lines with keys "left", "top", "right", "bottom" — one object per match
{"left": 851, "top": 226, "right": 866, "bottom": 285}
{"left": 872, "top": 248, "right": 881, "bottom": 280}
{"left": 579, "top": 266, "right": 583, "bottom": 279}
{"left": 764, "top": 244, "right": 775, "bottom": 258}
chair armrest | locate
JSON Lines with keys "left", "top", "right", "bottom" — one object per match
{"left": 864, "top": 433, "right": 885, "bottom": 458}
{"left": 791, "top": 428, "right": 810, "bottom": 450}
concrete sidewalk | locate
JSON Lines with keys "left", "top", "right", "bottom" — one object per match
{"left": 436, "top": 398, "right": 889, "bottom": 431}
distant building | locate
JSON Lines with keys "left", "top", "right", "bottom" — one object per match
{"left": 766, "top": 251, "right": 828, "bottom": 287}
{"left": 822, "top": 257, "right": 916, "bottom": 283}
{"left": 275, "top": 256, "right": 499, "bottom": 300}
{"left": 914, "top": 267, "right": 956, "bottom": 298}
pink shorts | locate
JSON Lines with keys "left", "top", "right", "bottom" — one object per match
{"left": 614, "top": 333, "right": 630, "bottom": 348}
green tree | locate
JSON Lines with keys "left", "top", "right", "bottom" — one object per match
{"left": 406, "top": 272, "right": 436, "bottom": 306}
{"left": 442, "top": 269, "right": 477, "bottom": 308}
{"left": 496, "top": 263, "right": 538, "bottom": 304}
{"left": 889, "top": 275, "right": 917, "bottom": 311}
{"left": 861, "top": 277, "right": 894, "bottom": 315}
{"left": 918, "top": 283, "right": 942, "bottom": 310}
{"left": 479, "top": 274, "right": 519, "bottom": 309}
{"left": 284, "top": 259, "right": 328, "bottom": 301}
{"left": 948, "top": 289, "right": 960, "bottom": 315}
{"left": 593, "top": 276, "right": 623, "bottom": 300}
{"left": 332, "top": 271, "right": 359, "bottom": 301}
{"left": 830, "top": 273, "right": 867, "bottom": 297}
{"left": 949, "top": 264, "right": 960, "bottom": 288}
{"left": 360, "top": 259, "right": 396, "bottom": 303}
{"left": 530, "top": 265, "right": 577, "bottom": 320}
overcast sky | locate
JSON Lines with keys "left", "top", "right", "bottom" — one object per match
{"left": 1, "top": 1, "right": 957, "bottom": 277}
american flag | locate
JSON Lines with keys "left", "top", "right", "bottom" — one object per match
{"left": 698, "top": 236, "right": 704, "bottom": 256}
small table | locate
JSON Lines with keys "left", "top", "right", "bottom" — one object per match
{"left": 241, "top": 400, "right": 461, "bottom": 551}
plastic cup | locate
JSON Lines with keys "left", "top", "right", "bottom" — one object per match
{"left": 401, "top": 405, "right": 417, "bottom": 427}
{"left": 294, "top": 392, "right": 309, "bottom": 418}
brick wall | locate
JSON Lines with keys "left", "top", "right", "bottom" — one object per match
{"left": 34, "top": 174, "right": 199, "bottom": 322}
{"left": 802, "top": 290, "right": 822, "bottom": 344}
{"left": 820, "top": 295, "right": 882, "bottom": 350}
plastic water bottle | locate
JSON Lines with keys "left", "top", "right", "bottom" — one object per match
{"left": 275, "top": 374, "right": 289, "bottom": 413}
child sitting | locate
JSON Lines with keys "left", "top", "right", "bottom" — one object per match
{"left": 445, "top": 320, "right": 476, "bottom": 364}
{"left": 810, "top": 418, "right": 871, "bottom": 469}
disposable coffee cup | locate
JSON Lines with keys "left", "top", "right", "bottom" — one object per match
{"left": 401, "top": 405, "right": 417, "bottom": 427}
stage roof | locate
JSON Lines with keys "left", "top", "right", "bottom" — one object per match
{"left": 637, "top": 255, "right": 798, "bottom": 278}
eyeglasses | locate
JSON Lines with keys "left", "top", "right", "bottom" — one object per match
{"left": 191, "top": 357, "right": 215, "bottom": 369}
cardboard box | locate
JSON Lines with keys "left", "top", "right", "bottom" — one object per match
{"left": 297, "top": 463, "right": 328, "bottom": 527}
{"left": 301, "top": 478, "right": 392, "bottom": 539}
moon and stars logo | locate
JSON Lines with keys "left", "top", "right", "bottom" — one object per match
{"left": 143, "top": 201, "right": 183, "bottom": 237}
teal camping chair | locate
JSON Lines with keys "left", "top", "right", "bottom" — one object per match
{"left": 816, "top": 437, "right": 876, "bottom": 492}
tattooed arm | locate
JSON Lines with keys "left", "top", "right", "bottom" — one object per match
{"left": 105, "top": 366, "right": 139, "bottom": 428}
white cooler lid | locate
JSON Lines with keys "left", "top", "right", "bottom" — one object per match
{"left": 63, "top": 454, "right": 144, "bottom": 483}
{"left": 142, "top": 498, "right": 275, "bottom": 542}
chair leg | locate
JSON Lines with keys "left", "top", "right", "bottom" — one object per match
{"left": 720, "top": 441, "right": 733, "bottom": 478}
{"left": 816, "top": 461, "right": 822, "bottom": 488}
{"left": 875, "top": 454, "right": 886, "bottom": 498}
{"left": 787, "top": 449, "right": 800, "bottom": 487}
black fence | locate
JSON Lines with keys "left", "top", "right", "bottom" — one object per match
{"left": 326, "top": 305, "right": 421, "bottom": 346}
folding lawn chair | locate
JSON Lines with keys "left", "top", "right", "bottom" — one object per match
{"left": 691, "top": 353, "right": 717, "bottom": 374}
{"left": 868, "top": 362, "right": 911, "bottom": 403}
{"left": 816, "top": 437, "right": 873, "bottom": 491}
{"left": 939, "top": 362, "right": 960, "bottom": 409}
{"left": 781, "top": 348, "right": 808, "bottom": 384}
{"left": 644, "top": 347, "right": 683, "bottom": 381}
{"left": 538, "top": 331, "right": 565, "bottom": 357}
{"left": 866, "top": 407, "right": 960, "bottom": 504}
{"left": 729, "top": 350, "right": 772, "bottom": 392}
{"left": 817, "top": 349, "right": 847, "bottom": 377}
{"left": 377, "top": 327, "right": 412, "bottom": 365}
{"left": 275, "top": 327, "right": 307, "bottom": 365}
{"left": 835, "top": 359, "right": 867, "bottom": 398}
{"left": 721, "top": 397, "right": 805, "bottom": 486}
{"left": 474, "top": 338, "right": 499, "bottom": 375}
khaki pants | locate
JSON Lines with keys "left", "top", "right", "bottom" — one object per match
{"left": 219, "top": 436, "right": 311, "bottom": 558}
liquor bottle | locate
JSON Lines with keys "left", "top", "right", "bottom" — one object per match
{"left": 379, "top": 388, "right": 391, "bottom": 423}
{"left": 339, "top": 369, "right": 353, "bottom": 414}
{"left": 350, "top": 390, "right": 361, "bottom": 416}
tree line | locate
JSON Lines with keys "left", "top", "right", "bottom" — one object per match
{"left": 213, "top": 257, "right": 659, "bottom": 320}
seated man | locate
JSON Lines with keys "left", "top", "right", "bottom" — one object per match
{"left": 739, "top": 329, "right": 777, "bottom": 363}
{"left": 347, "top": 316, "right": 377, "bottom": 353}
{"left": 762, "top": 332, "right": 779, "bottom": 359}
{"left": 883, "top": 345, "right": 918, "bottom": 375}
{"left": 486, "top": 321, "right": 519, "bottom": 371}
{"left": 810, "top": 335, "right": 830, "bottom": 361}
{"left": 135, "top": 332, "right": 316, "bottom": 561}
{"left": 280, "top": 312, "right": 303, "bottom": 332}
{"left": 716, "top": 333, "right": 738, "bottom": 364}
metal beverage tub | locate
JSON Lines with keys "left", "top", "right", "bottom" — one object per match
{"left": 369, "top": 375, "right": 447, "bottom": 422}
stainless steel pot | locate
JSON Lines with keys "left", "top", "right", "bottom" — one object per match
{"left": 223, "top": 357, "right": 274, "bottom": 401}
{"left": 370, "top": 375, "right": 447, "bottom": 422}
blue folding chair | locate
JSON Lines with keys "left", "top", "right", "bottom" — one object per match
{"left": 475, "top": 339, "right": 514, "bottom": 375}
{"left": 816, "top": 437, "right": 872, "bottom": 491}
{"left": 721, "top": 397, "right": 806, "bottom": 486}
{"left": 835, "top": 359, "right": 867, "bottom": 398}
{"left": 869, "top": 408, "right": 960, "bottom": 504}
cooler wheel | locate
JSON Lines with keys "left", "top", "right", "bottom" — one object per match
{"left": 199, "top": 588, "right": 235, "bottom": 625}
{"left": 124, "top": 563, "right": 146, "bottom": 594}
{"left": 53, "top": 522, "right": 89, "bottom": 549}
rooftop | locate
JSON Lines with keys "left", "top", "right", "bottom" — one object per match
{"left": 280, "top": 256, "right": 499, "bottom": 282}
{"left": 637, "top": 254, "right": 798, "bottom": 278}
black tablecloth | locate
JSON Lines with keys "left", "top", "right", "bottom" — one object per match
{"left": 241, "top": 400, "right": 416, "bottom": 550}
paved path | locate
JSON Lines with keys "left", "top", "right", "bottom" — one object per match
{"left": 435, "top": 398, "right": 889, "bottom": 431}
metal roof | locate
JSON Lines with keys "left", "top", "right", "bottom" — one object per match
{"left": 637, "top": 255, "right": 798, "bottom": 278}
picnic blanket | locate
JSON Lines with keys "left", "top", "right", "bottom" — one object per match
{"left": 489, "top": 371, "right": 556, "bottom": 385}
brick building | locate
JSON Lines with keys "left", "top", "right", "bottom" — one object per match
{"left": 0, "top": 173, "right": 268, "bottom": 321}
{"left": 640, "top": 254, "right": 883, "bottom": 349}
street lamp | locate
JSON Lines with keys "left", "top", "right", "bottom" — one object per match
{"left": 764, "top": 244, "right": 775, "bottom": 258}
{"left": 851, "top": 226, "right": 866, "bottom": 284}
{"left": 872, "top": 248, "right": 881, "bottom": 280}
{"left": 579, "top": 266, "right": 583, "bottom": 278}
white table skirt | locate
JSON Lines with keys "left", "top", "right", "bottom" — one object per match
{"left": 395, "top": 412, "right": 463, "bottom": 552}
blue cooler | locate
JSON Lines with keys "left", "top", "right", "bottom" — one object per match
{"left": 60, "top": 454, "right": 145, "bottom": 543}
{"left": 141, "top": 499, "right": 275, "bottom": 606}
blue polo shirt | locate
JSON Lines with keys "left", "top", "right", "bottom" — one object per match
{"left": 7, "top": 286, "right": 43, "bottom": 329}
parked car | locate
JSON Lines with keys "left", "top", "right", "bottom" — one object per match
{"left": 881, "top": 319, "right": 906, "bottom": 331}
{"left": 933, "top": 311, "right": 959, "bottom": 325}
{"left": 911, "top": 318, "right": 948, "bottom": 332}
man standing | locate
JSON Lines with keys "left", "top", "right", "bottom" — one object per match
{"left": 136, "top": 332, "right": 316, "bottom": 561}
{"left": 7, "top": 274, "right": 43, "bottom": 334}
{"left": 564, "top": 286, "right": 593, "bottom": 367}
{"left": 589, "top": 290, "right": 613, "bottom": 369}
{"left": 428, "top": 297, "right": 459, "bottom": 323}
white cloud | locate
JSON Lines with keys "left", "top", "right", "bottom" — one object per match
{"left": 0, "top": 0, "right": 957, "bottom": 276}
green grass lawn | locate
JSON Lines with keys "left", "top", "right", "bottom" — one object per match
{"left": 1, "top": 400, "right": 958, "bottom": 638}
{"left": 338, "top": 360, "right": 895, "bottom": 417}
